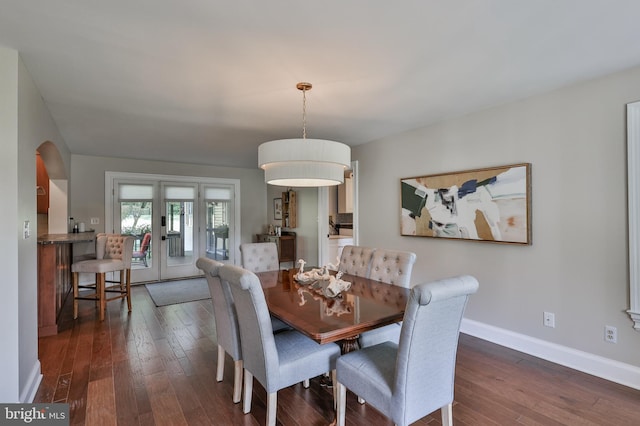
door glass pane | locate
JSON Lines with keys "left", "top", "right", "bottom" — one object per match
{"left": 166, "top": 201, "right": 194, "bottom": 266}
{"left": 206, "top": 200, "right": 230, "bottom": 260}
{"left": 120, "top": 201, "right": 153, "bottom": 269}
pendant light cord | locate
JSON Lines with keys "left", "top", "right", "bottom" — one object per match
{"left": 302, "top": 86, "right": 307, "bottom": 140}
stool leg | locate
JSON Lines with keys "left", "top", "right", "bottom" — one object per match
{"left": 73, "top": 272, "right": 79, "bottom": 319}
{"left": 126, "top": 268, "right": 132, "bottom": 312}
{"left": 119, "top": 270, "right": 125, "bottom": 291}
{"left": 94, "top": 273, "right": 100, "bottom": 307}
{"left": 99, "top": 273, "right": 106, "bottom": 321}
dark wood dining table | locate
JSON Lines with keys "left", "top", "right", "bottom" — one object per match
{"left": 256, "top": 268, "right": 409, "bottom": 353}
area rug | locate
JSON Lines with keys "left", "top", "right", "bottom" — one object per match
{"left": 145, "top": 278, "right": 211, "bottom": 307}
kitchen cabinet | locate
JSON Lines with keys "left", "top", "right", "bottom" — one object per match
{"left": 36, "top": 153, "right": 49, "bottom": 214}
{"left": 38, "top": 232, "right": 95, "bottom": 336}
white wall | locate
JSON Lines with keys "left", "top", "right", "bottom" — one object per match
{"left": 294, "top": 188, "right": 319, "bottom": 264}
{"left": 0, "top": 45, "right": 21, "bottom": 403}
{"left": 0, "top": 46, "right": 70, "bottom": 402}
{"left": 70, "top": 154, "right": 268, "bottom": 262}
{"left": 266, "top": 185, "right": 318, "bottom": 265}
{"left": 354, "top": 65, "right": 640, "bottom": 369}
{"left": 17, "top": 56, "right": 71, "bottom": 402}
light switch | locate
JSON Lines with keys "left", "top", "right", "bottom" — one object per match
{"left": 23, "top": 220, "right": 30, "bottom": 239}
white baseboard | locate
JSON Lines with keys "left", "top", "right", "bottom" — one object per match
{"left": 460, "top": 318, "right": 640, "bottom": 391}
{"left": 20, "top": 360, "right": 42, "bottom": 402}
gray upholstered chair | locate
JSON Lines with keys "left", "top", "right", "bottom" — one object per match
{"left": 196, "top": 257, "right": 293, "bottom": 404}
{"left": 338, "top": 245, "right": 375, "bottom": 277}
{"left": 196, "top": 257, "right": 243, "bottom": 403}
{"left": 220, "top": 263, "right": 341, "bottom": 426}
{"left": 240, "top": 242, "right": 279, "bottom": 272}
{"left": 336, "top": 275, "right": 479, "bottom": 426}
{"left": 358, "top": 248, "right": 417, "bottom": 348}
{"left": 240, "top": 242, "right": 291, "bottom": 332}
{"left": 72, "top": 234, "right": 135, "bottom": 321}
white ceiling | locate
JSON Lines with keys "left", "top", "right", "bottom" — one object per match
{"left": 2, "top": 1, "right": 640, "bottom": 169}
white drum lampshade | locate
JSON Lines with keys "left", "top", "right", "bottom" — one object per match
{"left": 258, "top": 82, "right": 351, "bottom": 187}
{"left": 258, "top": 138, "right": 351, "bottom": 187}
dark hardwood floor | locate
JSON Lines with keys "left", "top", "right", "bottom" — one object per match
{"left": 35, "top": 285, "right": 640, "bottom": 425}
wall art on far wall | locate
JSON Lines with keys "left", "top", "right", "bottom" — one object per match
{"left": 401, "top": 163, "right": 531, "bottom": 244}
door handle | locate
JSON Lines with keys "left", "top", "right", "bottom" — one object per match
{"left": 161, "top": 216, "right": 166, "bottom": 226}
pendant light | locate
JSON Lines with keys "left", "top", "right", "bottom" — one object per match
{"left": 258, "top": 82, "right": 351, "bottom": 187}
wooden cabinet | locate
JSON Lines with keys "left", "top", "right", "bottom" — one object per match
{"left": 281, "top": 190, "right": 297, "bottom": 228}
{"left": 257, "top": 233, "right": 296, "bottom": 266}
{"left": 38, "top": 243, "right": 71, "bottom": 336}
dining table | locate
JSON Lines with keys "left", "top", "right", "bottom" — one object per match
{"left": 256, "top": 268, "right": 409, "bottom": 353}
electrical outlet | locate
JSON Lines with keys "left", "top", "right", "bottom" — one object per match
{"left": 90, "top": 217, "right": 99, "bottom": 225}
{"left": 605, "top": 326, "right": 617, "bottom": 343}
{"left": 543, "top": 311, "right": 555, "bottom": 328}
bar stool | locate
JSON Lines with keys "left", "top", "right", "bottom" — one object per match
{"left": 72, "top": 234, "right": 134, "bottom": 321}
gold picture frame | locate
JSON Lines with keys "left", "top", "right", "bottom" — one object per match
{"left": 401, "top": 163, "right": 531, "bottom": 244}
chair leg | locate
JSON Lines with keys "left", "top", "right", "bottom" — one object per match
{"left": 243, "top": 370, "right": 253, "bottom": 414}
{"left": 98, "top": 273, "right": 106, "bottom": 321}
{"left": 216, "top": 345, "right": 225, "bottom": 382}
{"left": 233, "top": 360, "right": 243, "bottom": 404}
{"left": 266, "top": 392, "right": 277, "bottom": 426}
{"left": 303, "top": 379, "right": 310, "bottom": 388}
{"left": 441, "top": 403, "right": 453, "bottom": 426}
{"left": 336, "top": 382, "right": 346, "bottom": 426}
{"left": 358, "top": 396, "right": 365, "bottom": 404}
{"left": 73, "top": 272, "right": 79, "bottom": 319}
{"left": 331, "top": 369, "right": 337, "bottom": 410}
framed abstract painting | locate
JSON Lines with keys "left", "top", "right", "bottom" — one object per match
{"left": 401, "top": 163, "right": 531, "bottom": 244}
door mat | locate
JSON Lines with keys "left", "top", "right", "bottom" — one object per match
{"left": 145, "top": 278, "right": 210, "bottom": 307}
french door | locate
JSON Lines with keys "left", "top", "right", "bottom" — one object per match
{"left": 160, "top": 182, "right": 199, "bottom": 280}
{"left": 106, "top": 172, "right": 240, "bottom": 283}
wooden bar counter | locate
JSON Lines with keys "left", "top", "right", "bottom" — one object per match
{"left": 37, "top": 232, "right": 95, "bottom": 337}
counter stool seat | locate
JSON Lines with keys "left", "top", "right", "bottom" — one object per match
{"left": 73, "top": 258, "right": 126, "bottom": 274}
